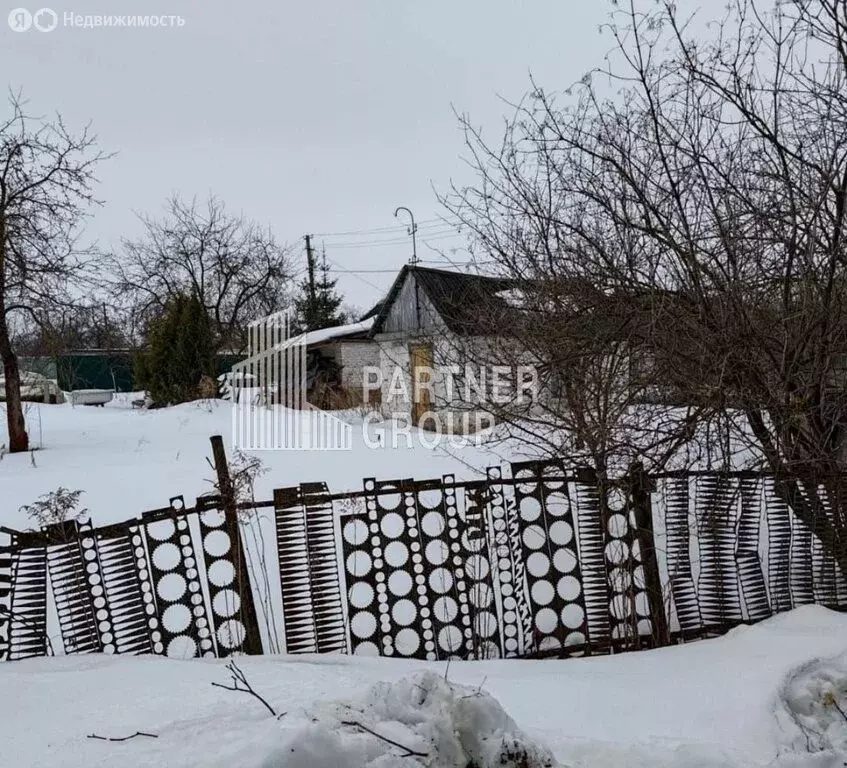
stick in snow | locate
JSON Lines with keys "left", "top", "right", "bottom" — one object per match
{"left": 340, "top": 720, "right": 428, "bottom": 758}
{"left": 87, "top": 731, "right": 158, "bottom": 742}
{"left": 211, "top": 659, "right": 278, "bottom": 717}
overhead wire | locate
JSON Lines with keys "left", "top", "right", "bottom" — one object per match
{"left": 330, "top": 259, "right": 495, "bottom": 274}
{"left": 328, "top": 231, "right": 463, "bottom": 250}
{"left": 321, "top": 254, "right": 386, "bottom": 294}
{"left": 303, "top": 217, "right": 475, "bottom": 298}
{"left": 323, "top": 225, "right": 461, "bottom": 246}
{"left": 311, "top": 218, "right": 454, "bottom": 238}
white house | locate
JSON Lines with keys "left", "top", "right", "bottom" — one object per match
{"left": 368, "top": 265, "right": 524, "bottom": 433}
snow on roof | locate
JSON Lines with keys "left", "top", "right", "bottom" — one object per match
{"left": 276, "top": 317, "right": 374, "bottom": 350}
{"left": 496, "top": 287, "right": 528, "bottom": 308}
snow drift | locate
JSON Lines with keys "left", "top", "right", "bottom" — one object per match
{"left": 268, "top": 671, "right": 554, "bottom": 768}
{"left": 3, "top": 607, "right": 847, "bottom": 766}
{"left": 780, "top": 653, "right": 847, "bottom": 755}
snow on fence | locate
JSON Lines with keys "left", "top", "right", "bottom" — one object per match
{"left": 1, "top": 452, "right": 846, "bottom": 662}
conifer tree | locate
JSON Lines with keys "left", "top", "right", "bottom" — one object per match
{"left": 294, "top": 246, "right": 346, "bottom": 332}
{"left": 135, "top": 293, "right": 216, "bottom": 405}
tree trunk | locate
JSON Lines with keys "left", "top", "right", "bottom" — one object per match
{"left": 0, "top": 227, "right": 29, "bottom": 453}
{"left": 0, "top": 318, "right": 28, "bottom": 453}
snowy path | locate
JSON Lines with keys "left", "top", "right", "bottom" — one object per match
{"left": 2, "top": 606, "right": 846, "bottom": 767}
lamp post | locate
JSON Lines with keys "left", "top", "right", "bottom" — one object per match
{"left": 394, "top": 205, "right": 418, "bottom": 266}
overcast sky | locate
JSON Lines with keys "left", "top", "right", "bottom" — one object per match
{"left": 3, "top": 0, "right": 615, "bottom": 310}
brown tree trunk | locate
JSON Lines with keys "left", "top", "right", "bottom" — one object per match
{"left": 0, "top": 226, "right": 29, "bottom": 453}
{"left": 0, "top": 340, "right": 28, "bottom": 453}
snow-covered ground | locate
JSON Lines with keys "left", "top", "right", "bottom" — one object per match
{"left": 0, "top": 397, "right": 521, "bottom": 530}
{"left": 3, "top": 399, "right": 847, "bottom": 766}
{"left": 1, "top": 606, "right": 846, "bottom": 767}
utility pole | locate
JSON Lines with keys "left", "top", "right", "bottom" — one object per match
{"left": 304, "top": 234, "right": 317, "bottom": 303}
{"left": 394, "top": 206, "right": 418, "bottom": 266}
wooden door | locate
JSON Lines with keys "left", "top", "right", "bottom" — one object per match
{"left": 410, "top": 343, "right": 434, "bottom": 427}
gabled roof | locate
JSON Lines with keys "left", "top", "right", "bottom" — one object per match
{"left": 370, "top": 265, "right": 515, "bottom": 336}
{"left": 359, "top": 301, "right": 384, "bottom": 322}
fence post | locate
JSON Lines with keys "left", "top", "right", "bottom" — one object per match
{"left": 209, "top": 435, "right": 263, "bottom": 654}
{"left": 629, "top": 461, "right": 669, "bottom": 647}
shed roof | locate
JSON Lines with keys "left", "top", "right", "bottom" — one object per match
{"left": 370, "top": 265, "right": 515, "bottom": 336}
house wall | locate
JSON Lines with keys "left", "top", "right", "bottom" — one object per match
{"left": 374, "top": 271, "right": 542, "bottom": 433}
{"left": 376, "top": 270, "right": 458, "bottom": 424}
{"left": 304, "top": 340, "right": 380, "bottom": 408}
{"left": 337, "top": 341, "right": 380, "bottom": 394}
{"left": 375, "top": 332, "right": 497, "bottom": 434}
{"left": 381, "top": 272, "right": 446, "bottom": 334}
{"left": 377, "top": 337, "right": 412, "bottom": 415}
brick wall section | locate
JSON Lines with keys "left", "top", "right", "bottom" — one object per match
{"left": 337, "top": 341, "right": 380, "bottom": 393}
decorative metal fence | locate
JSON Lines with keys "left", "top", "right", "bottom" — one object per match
{"left": 2, "top": 454, "right": 846, "bottom": 663}
{"left": 0, "top": 495, "right": 261, "bottom": 661}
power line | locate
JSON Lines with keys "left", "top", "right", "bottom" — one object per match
{"left": 307, "top": 218, "right": 478, "bottom": 298}
{"left": 312, "top": 218, "right": 454, "bottom": 238}
{"left": 322, "top": 254, "right": 387, "bottom": 294}
{"left": 332, "top": 268, "right": 405, "bottom": 274}
{"left": 325, "top": 254, "right": 499, "bottom": 307}
{"left": 325, "top": 227, "right": 461, "bottom": 247}
{"left": 328, "top": 231, "right": 463, "bottom": 250}
{"left": 331, "top": 259, "right": 495, "bottom": 274}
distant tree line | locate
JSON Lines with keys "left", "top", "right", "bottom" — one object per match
{"left": 0, "top": 92, "right": 358, "bottom": 444}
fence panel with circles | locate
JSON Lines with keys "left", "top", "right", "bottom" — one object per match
{"left": 330, "top": 462, "right": 664, "bottom": 660}
{"left": 283, "top": 465, "right": 847, "bottom": 660}
{"left": 6, "top": 465, "right": 847, "bottom": 663}
{"left": 338, "top": 476, "right": 501, "bottom": 660}
{"left": 0, "top": 496, "right": 261, "bottom": 661}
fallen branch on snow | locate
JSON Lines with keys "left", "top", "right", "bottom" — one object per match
{"left": 87, "top": 731, "right": 158, "bottom": 742}
{"left": 340, "top": 720, "right": 428, "bottom": 758}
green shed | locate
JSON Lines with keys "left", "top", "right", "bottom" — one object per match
{"left": 56, "top": 351, "right": 135, "bottom": 392}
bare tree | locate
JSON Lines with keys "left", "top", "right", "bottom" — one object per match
{"left": 0, "top": 92, "right": 105, "bottom": 453}
{"left": 445, "top": 0, "right": 847, "bottom": 573}
{"left": 426, "top": 280, "right": 707, "bottom": 480}
{"left": 113, "top": 194, "right": 293, "bottom": 351}
{"left": 17, "top": 301, "right": 130, "bottom": 356}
